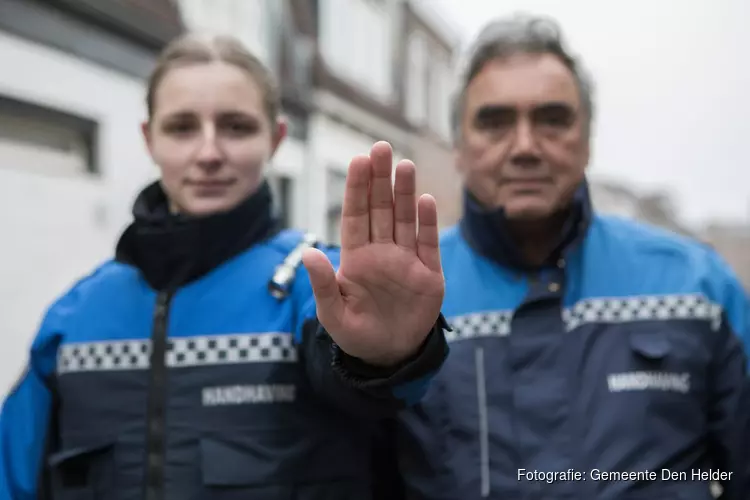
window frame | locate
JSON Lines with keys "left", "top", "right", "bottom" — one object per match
{"left": 0, "top": 94, "right": 99, "bottom": 177}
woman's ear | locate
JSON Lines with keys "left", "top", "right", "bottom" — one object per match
{"left": 270, "top": 117, "right": 288, "bottom": 158}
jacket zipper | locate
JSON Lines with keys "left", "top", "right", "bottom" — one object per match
{"left": 476, "top": 346, "right": 490, "bottom": 497}
{"left": 144, "top": 291, "right": 173, "bottom": 500}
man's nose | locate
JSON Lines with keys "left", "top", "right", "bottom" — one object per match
{"left": 511, "top": 119, "right": 539, "bottom": 154}
{"left": 509, "top": 119, "right": 541, "bottom": 167}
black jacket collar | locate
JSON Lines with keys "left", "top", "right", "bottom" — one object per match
{"left": 115, "top": 180, "right": 278, "bottom": 291}
{"left": 459, "top": 179, "right": 592, "bottom": 270}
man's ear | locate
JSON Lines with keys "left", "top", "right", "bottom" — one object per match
{"left": 270, "top": 117, "right": 288, "bottom": 158}
{"left": 141, "top": 121, "right": 153, "bottom": 155}
{"left": 581, "top": 136, "right": 591, "bottom": 170}
{"left": 453, "top": 144, "right": 466, "bottom": 176}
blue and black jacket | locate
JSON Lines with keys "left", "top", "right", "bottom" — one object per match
{"left": 0, "top": 180, "right": 447, "bottom": 500}
{"left": 395, "top": 181, "right": 750, "bottom": 499}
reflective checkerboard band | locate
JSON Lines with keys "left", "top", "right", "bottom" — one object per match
{"left": 57, "top": 332, "right": 297, "bottom": 374}
{"left": 447, "top": 294, "right": 723, "bottom": 343}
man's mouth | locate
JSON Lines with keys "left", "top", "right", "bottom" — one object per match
{"left": 504, "top": 178, "right": 553, "bottom": 191}
{"left": 187, "top": 179, "right": 236, "bottom": 188}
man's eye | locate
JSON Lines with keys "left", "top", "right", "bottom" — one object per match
{"left": 534, "top": 106, "right": 575, "bottom": 129}
{"left": 475, "top": 111, "right": 515, "bottom": 130}
{"left": 477, "top": 117, "right": 512, "bottom": 129}
{"left": 540, "top": 114, "right": 571, "bottom": 127}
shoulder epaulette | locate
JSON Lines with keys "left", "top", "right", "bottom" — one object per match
{"left": 268, "top": 232, "right": 319, "bottom": 300}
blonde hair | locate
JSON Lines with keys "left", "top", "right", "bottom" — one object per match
{"left": 146, "top": 33, "right": 280, "bottom": 123}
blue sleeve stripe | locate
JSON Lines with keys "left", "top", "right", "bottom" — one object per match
{"left": 0, "top": 367, "right": 52, "bottom": 499}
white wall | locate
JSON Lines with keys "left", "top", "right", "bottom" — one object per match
{"left": 589, "top": 183, "right": 640, "bottom": 219}
{"left": 307, "top": 114, "right": 405, "bottom": 243}
{"left": 0, "top": 32, "right": 156, "bottom": 397}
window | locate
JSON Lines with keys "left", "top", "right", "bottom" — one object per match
{"left": 319, "top": 0, "right": 392, "bottom": 100}
{"left": 183, "top": 0, "right": 274, "bottom": 67}
{"left": 327, "top": 207, "right": 342, "bottom": 246}
{"left": 427, "top": 56, "right": 453, "bottom": 140}
{"left": 287, "top": 35, "right": 315, "bottom": 102}
{"left": 437, "top": 61, "right": 454, "bottom": 139}
{"left": 405, "top": 32, "right": 428, "bottom": 125}
{"left": 284, "top": 112, "right": 308, "bottom": 141}
{"left": 267, "top": 174, "right": 293, "bottom": 229}
{"left": 264, "top": 0, "right": 284, "bottom": 70}
{"left": 0, "top": 95, "right": 97, "bottom": 177}
{"left": 232, "top": 0, "right": 272, "bottom": 66}
{"left": 326, "top": 168, "right": 347, "bottom": 245}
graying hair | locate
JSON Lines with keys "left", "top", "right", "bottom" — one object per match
{"left": 450, "top": 14, "right": 595, "bottom": 143}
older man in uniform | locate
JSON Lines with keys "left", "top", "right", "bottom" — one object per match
{"left": 391, "top": 13, "right": 750, "bottom": 500}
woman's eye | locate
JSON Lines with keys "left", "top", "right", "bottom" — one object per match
{"left": 164, "top": 122, "right": 196, "bottom": 135}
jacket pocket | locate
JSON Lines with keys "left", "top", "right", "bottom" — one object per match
{"left": 201, "top": 437, "right": 292, "bottom": 499}
{"left": 200, "top": 434, "right": 368, "bottom": 500}
{"left": 625, "top": 329, "right": 707, "bottom": 437}
{"left": 626, "top": 329, "right": 706, "bottom": 395}
{"left": 47, "top": 439, "right": 116, "bottom": 500}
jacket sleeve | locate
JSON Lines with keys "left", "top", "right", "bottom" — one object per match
{"left": 292, "top": 246, "right": 450, "bottom": 420}
{"left": 0, "top": 305, "right": 64, "bottom": 500}
{"left": 704, "top": 253, "right": 750, "bottom": 500}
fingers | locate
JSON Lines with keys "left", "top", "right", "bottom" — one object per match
{"left": 393, "top": 160, "right": 417, "bottom": 249}
{"left": 368, "top": 141, "right": 395, "bottom": 243}
{"left": 301, "top": 248, "right": 344, "bottom": 330}
{"left": 340, "top": 154, "right": 371, "bottom": 250}
{"left": 416, "top": 194, "right": 442, "bottom": 273}
{"left": 341, "top": 141, "right": 434, "bottom": 259}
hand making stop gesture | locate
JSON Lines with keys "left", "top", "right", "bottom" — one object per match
{"left": 302, "top": 141, "right": 445, "bottom": 367}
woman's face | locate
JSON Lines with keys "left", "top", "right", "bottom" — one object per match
{"left": 143, "top": 61, "right": 286, "bottom": 216}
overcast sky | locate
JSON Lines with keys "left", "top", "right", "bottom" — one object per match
{"left": 416, "top": 0, "right": 750, "bottom": 227}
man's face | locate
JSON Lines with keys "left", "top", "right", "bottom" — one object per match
{"left": 456, "top": 53, "right": 589, "bottom": 220}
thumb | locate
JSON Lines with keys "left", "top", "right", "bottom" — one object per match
{"left": 302, "top": 248, "right": 344, "bottom": 330}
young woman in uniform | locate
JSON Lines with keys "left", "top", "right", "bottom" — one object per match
{"left": 0, "top": 33, "right": 447, "bottom": 500}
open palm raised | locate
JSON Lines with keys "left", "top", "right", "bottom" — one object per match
{"left": 302, "top": 141, "right": 445, "bottom": 367}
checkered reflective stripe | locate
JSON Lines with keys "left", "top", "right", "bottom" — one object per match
{"left": 166, "top": 332, "right": 297, "bottom": 368}
{"left": 445, "top": 294, "right": 723, "bottom": 344}
{"left": 562, "top": 294, "right": 723, "bottom": 332}
{"left": 57, "top": 332, "right": 297, "bottom": 374}
{"left": 57, "top": 340, "right": 151, "bottom": 374}
{"left": 446, "top": 310, "right": 513, "bottom": 342}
